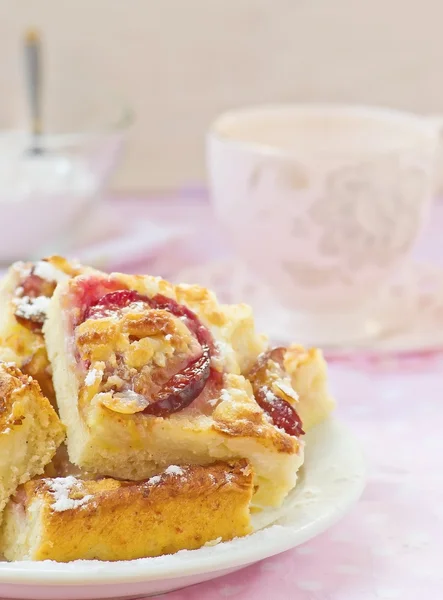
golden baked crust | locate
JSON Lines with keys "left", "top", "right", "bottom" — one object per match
{"left": 0, "top": 257, "right": 86, "bottom": 404}
{"left": 0, "top": 362, "right": 65, "bottom": 513}
{"left": 1, "top": 460, "right": 253, "bottom": 561}
{"left": 45, "top": 272, "right": 306, "bottom": 508}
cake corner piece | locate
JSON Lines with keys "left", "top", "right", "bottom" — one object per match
{"left": 0, "top": 361, "right": 65, "bottom": 515}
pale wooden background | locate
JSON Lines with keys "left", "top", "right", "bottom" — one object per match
{"left": 0, "top": 0, "right": 443, "bottom": 190}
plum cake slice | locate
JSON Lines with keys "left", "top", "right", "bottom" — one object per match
{"left": 44, "top": 271, "right": 333, "bottom": 508}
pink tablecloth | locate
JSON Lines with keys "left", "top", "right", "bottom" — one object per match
{"left": 150, "top": 360, "right": 442, "bottom": 599}
{"left": 38, "top": 193, "right": 443, "bottom": 598}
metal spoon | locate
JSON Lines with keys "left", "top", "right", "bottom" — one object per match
{"left": 24, "top": 28, "right": 44, "bottom": 155}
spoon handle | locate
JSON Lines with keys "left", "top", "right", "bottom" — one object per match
{"left": 24, "top": 29, "right": 42, "bottom": 138}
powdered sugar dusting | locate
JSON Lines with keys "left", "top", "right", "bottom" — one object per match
{"left": 264, "top": 388, "right": 276, "bottom": 403}
{"left": 13, "top": 295, "right": 50, "bottom": 321}
{"left": 165, "top": 465, "right": 184, "bottom": 476}
{"left": 215, "top": 340, "right": 235, "bottom": 361}
{"left": 121, "top": 301, "right": 145, "bottom": 314}
{"left": 219, "top": 387, "right": 248, "bottom": 405}
{"left": 211, "top": 340, "right": 237, "bottom": 372}
{"left": 47, "top": 476, "right": 93, "bottom": 512}
{"left": 85, "top": 368, "right": 103, "bottom": 387}
{"left": 220, "top": 389, "right": 232, "bottom": 403}
{"left": 148, "top": 475, "right": 162, "bottom": 485}
{"left": 147, "top": 466, "right": 186, "bottom": 485}
{"left": 33, "top": 261, "right": 68, "bottom": 283}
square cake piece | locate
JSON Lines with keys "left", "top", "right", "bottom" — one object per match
{"left": 1, "top": 460, "right": 253, "bottom": 561}
{"left": 45, "top": 271, "right": 334, "bottom": 508}
{"left": 0, "top": 256, "right": 85, "bottom": 403}
{"left": 0, "top": 362, "right": 65, "bottom": 514}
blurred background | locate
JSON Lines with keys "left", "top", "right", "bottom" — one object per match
{"left": 1, "top": 0, "right": 443, "bottom": 191}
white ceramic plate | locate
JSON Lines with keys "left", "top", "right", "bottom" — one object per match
{"left": 0, "top": 419, "right": 365, "bottom": 600}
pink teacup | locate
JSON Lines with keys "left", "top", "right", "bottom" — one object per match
{"left": 207, "top": 104, "right": 440, "bottom": 345}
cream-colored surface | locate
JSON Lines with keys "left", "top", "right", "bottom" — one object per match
{"left": 0, "top": 0, "right": 442, "bottom": 189}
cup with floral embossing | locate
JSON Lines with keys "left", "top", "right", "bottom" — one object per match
{"left": 207, "top": 104, "right": 440, "bottom": 346}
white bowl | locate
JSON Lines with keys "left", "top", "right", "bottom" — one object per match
{"left": 0, "top": 419, "right": 365, "bottom": 600}
{"left": 0, "top": 109, "right": 131, "bottom": 263}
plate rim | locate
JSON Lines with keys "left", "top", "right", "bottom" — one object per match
{"left": 0, "top": 418, "right": 365, "bottom": 587}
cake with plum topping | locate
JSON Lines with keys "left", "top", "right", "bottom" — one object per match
{"left": 44, "top": 270, "right": 334, "bottom": 509}
{"left": 0, "top": 256, "right": 86, "bottom": 403}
